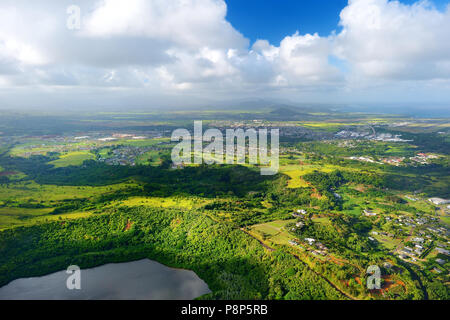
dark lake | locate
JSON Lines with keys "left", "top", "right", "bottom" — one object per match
{"left": 0, "top": 259, "right": 211, "bottom": 300}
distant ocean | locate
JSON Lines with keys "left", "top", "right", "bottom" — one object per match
{"left": 339, "top": 105, "right": 449, "bottom": 118}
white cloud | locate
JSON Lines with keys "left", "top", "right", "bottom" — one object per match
{"left": 335, "top": 0, "right": 450, "bottom": 80}
{"left": 83, "top": 0, "right": 247, "bottom": 49}
{"left": 0, "top": 0, "right": 449, "bottom": 108}
{"left": 0, "top": 5, "right": 50, "bottom": 67}
{"left": 275, "top": 32, "right": 341, "bottom": 83}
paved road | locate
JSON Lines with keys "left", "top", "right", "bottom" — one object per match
{"left": 241, "top": 228, "right": 356, "bottom": 300}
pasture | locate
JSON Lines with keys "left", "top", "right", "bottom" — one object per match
{"left": 48, "top": 151, "right": 95, "bottom": 167}
{"left": 249, "top": 219, "right": 296, "bottom": 246}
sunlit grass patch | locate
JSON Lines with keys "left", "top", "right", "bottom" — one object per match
{"left": 313, "top": 217, "right": 331, "bottom": 225}
{"left": 111, "top": 196, "right": 213, "bottom": 210}
{"left": 48, "top": 151, "right": 95, "bottom": 167}
{"left": 0, "top": 210, "right": 95, "bottom": 231}
{"left": 371, "top": 233, "right": 402, "bottom": 250}
{"left": 249, "top": 219, "right": 296, "bottom": 245}
{"left": 280, "top": 164, "right": 336, "bottom": 189}
{"left": 299, "top": 122, "right": 358, "bottom": 132}
{"left": 0, "top": 181, "right": 138, "bottom": 203}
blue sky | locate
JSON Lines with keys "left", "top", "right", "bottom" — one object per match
{"left": 226, "top": 0, "right": 348, "bottom": 44}
{"left": 226, "top": 0, "right": 450, "bottom": 44}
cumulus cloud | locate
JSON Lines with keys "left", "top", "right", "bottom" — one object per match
{"left": 83, "top": 0, "right": 247, "bottom": 49}
{"left": 0, "top": 0, "right": 449, "bottom": 108}
{"left": 335, "top": 0, "right": 450, "bottom": 80}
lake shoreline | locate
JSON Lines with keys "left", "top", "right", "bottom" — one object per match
{"left": 0, "top": 258, "right": 212, "bottom": 300}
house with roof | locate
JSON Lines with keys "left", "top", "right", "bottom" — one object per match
{"left": 363, "top": 209, "right": 377, "bottom": 217}
{"left": 436, "top": 248, "right": 449, "bottom": 255}
{"left": 296, "top": 222, "right": 304, "bottom": 228}
{"left": 428, "top": 198, "right": 450, "bottom": 206}
{"left": 433, "top": 267, "right": 442, "bottom": 274}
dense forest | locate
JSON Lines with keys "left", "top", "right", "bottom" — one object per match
{"left": 0, "top": 206, "right": 345, "bottom": 300}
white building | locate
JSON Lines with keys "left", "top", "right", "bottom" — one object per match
{"left": 428, "top": 198, "right": 450, "bottom": 205}
{"left": 364, "top": 209, "right": 377, "bottom": 217}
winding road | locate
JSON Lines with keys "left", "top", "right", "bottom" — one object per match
{"left": 240, "top": 228, "right": 357, "bottom": 300}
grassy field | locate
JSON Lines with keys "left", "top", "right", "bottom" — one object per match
{"left": 249, "top": 219, "right": 296, "bottom": 245}
{"left": 371, "top": 232, "right": 402, "bottom": 250}
{"left": 136, "top": 150, "right": 164, "bottom": 166}
{"left": 0, "top": 207, "right": 93, "bottom": 230}
{"left": 108, "top": 196, "right": 213, "bottom": 210}
{"left": 280, "top": 163, "right": 336, "bottom": 189}
{"left": 437, "top": 207, "right": 450, "bottom": 226}
{"left": 312, "top": 216, "right": 332, "bottom": 225}
{"left": 299, "top": 122, "right": 359, "bottom": 132}
{"left": 48, "top": 151, "right": 95, "bottom": 167}
{"left": 117, "top": 138, "right": 171, "bottom": 147}
{"left": 0, "top": 181, "right": 138, "bottom": 204}
{"left": 399, "top": 195, "right": 436, "bottom": 215}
